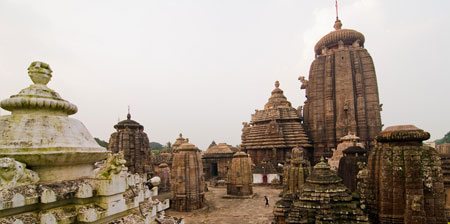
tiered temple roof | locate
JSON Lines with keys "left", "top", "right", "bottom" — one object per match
{"left": 241, "top": 81, "right": 311, "bottom": 165}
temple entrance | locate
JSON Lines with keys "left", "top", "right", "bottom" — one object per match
{"left": 212, "top": 163, "right": 218, "bottom": 176}
{"left": 263, "top": 175, "right": 268, "bottom": 183}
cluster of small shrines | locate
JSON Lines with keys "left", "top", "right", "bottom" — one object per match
{"left": 0, "top": 18, "right": 448, "bottom": 224}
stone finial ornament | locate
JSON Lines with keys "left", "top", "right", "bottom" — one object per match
{"left": 0, "top": 61, "right": 77, "bottom": 115}
{"left": 28, "top": 61, "right": 52, "bottom": 85}
{"left": 0, "top": 157, "right": 39, "bottom": 189}
{"left": 333, "top": 19, "right": 342, "bottom": 30}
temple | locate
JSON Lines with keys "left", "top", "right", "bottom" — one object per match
{"left": 202, "top": 142, "right": 237, "bottom": 180}
{"left": 170, "top": 142, "right": 206, "bottom": 211}
{"left": 286, "top": 158, "right": 368, "bottom": 223}
{"left": 241, "top": 81, "right": 312, "bottom": 165}
{"left": 358, "top": 125, "right": 446, "bottom": 223}
{"left": 301, "top": 19, "right": 382, "bottom": 162}
{"left": 109, "top": 112, "right": 153, "bottom": 174}
{"left": 225, "top": 150, "right": 253, "bottom": 198}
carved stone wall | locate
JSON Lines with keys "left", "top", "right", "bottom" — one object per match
{"left": 302, "top": 20, "right": 382, "bottom": 163}
{"left": 170, "top": 142, "right": 205, "bottom": 212}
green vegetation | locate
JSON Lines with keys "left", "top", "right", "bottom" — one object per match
{"left": 435, "top": 131, "right": 450, "bottom": 146}
{"left": 150, "top": 142, "right": 163, "bottom": 150}
{"left": 94, "top": 137, "right": 108, "bottom": 149}
{"left": 152, "top": 150, "right": 160, "bottom": 156}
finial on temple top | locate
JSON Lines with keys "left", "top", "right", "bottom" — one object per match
{"left": 275, "top": 81, "right": 280, "bottom": 88}
{"left": 127, "top": 106, "right": 131, "bottom": 120}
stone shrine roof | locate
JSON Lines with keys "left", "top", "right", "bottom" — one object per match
{"left": 314, "top": 19, "right": 365, "bottom": 55}
{"left": 114, "top": 113, "right": 144, "bottom": 130}
{"left": 306, "top": 158, "right": 342, "bottom": 184}
{"left": 204, "top": 143, "right": 237, "bottom": 155}
{"left": 241, "top": 81, "right": 311, "bottom": 150}
{"left": 343, "top": 146, "right": 367, "bottom": 155}
{"left": 376, "top": 125, "right": 430, "bottom": 142}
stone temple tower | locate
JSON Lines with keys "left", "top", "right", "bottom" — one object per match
{"left": 170, "top": 142, "right": 205, "bottom": 211}
{"left": 226, "top": 151, "right": 253, "bottom": 197}
{"left": 301, "top": 19, "right": 382, "bottom": 162}
{"left": 108, "top": 113, "right": 153, "bottom": 174}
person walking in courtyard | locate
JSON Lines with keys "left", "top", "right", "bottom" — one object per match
{"left": 264, "top": 195, "right": 269, "bottom": 207}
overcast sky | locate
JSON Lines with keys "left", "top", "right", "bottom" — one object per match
{"left": 1, "top": 0, "right": 449, "bottom": 150}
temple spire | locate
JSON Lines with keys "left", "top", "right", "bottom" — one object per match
{"left": 127, "top": 105, "right": 131, "bottom": 120}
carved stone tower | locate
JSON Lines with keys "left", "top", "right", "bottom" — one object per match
{"left": 170, "top": 142, "right": 205, "bottom": 211}
{"left": 226, "top": 151, "right": 253, "bottom": 197}
{"left": 301, "top": 19, "right": 382, "bottom": 162}
{"left": 108, "top": 113, "right": 153, "bottom": 174}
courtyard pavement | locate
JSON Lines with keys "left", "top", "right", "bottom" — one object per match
{"left": 165, "top": 185, "right": 281, "bottom": 224}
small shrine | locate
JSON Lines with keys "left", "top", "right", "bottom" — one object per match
{"left": 170, "top": 142, "right": 205, "bottom": 212}
{"left": 286, "top": 158, "right": 368, "bottom": 223}
{"left": 225, "top": 151, "right": 253, "bottom": 198}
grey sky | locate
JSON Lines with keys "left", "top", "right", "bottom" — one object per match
{"left": 1, "top": 0, "right": 449, "bottom": 150}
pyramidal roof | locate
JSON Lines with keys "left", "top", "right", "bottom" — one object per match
{"left": 241, "top": 81, "right": 312, "bottom": 150}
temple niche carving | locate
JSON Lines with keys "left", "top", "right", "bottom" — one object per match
{"left": 108, "top": 112, "right": 153, "bottom": 174}
{"left": 302, "top": 19, "right": 382, "bottom": 162}
{"left": 241, "top": 81, "right": 312, "bottom": 166}
{"left": 358, "top": 125, "right": 446, "bottom": 223}
{"left": 170, "top": 142, "right": 206, "bottom": 212}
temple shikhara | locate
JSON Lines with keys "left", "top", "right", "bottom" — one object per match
{"left": 0, "top": 4, "right": 447, "bottom": 224}
{"left": 301, "top": 19, "right": 382, "bottom": 162}
{"left": 109, "top": 112, "right": 153, "bottom": 174}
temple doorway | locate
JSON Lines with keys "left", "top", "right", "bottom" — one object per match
{"left": 212, "top": 163, "right": 218, "bottom": 176}
{"left": 263, "top": 175, "right": 268, "bottom": 183}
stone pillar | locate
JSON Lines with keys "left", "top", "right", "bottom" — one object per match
{"left": 170, "top": 142, "right": 205, "bottom": 212}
